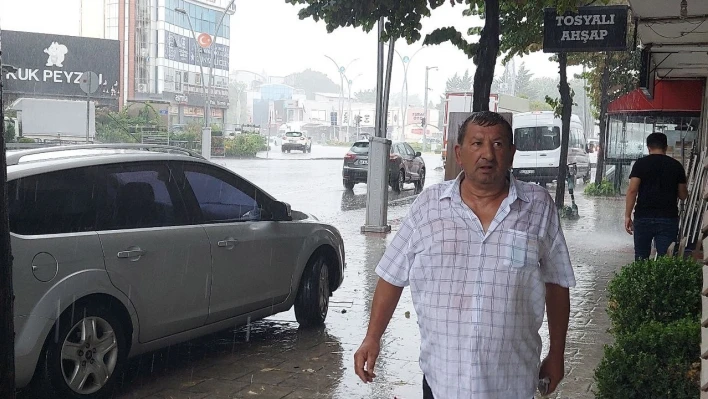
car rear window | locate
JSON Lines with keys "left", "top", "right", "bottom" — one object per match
{"left": 285, "top": 132, "right": 302, "bottom": 137}
{"left": 350, "top": 142, "right": 369, "bottom": 154}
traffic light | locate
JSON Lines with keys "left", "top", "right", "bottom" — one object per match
{"left": 421, "top": 117, "right": 426, "bottom": 127}
{"left": 330, "top": 111, "right": 337, "bottom": 126}
{"left": 355, "top": 115, "right": 362, "bottom": 127}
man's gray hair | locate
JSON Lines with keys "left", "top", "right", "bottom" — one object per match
{"left": 457, "top": 111, "right": 514, "bottom": 146}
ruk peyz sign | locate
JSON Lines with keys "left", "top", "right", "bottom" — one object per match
{"left": 543, "top": 5, "right": 629, "bottom": 53}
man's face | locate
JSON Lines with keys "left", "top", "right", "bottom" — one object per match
{"left": 454, "top": 123, "right": 515, "bottom": 187}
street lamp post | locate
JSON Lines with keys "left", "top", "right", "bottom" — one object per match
{"left": 176, "top": 0, "right": 235, "bottom": 159}
{"left": 344, "top": 73, "right": 362, "bottom": 142}
{"left": 392, "top": 47, "right": 424, "bottom": 141}
{"left": 325, "top": 55, "right": 358, "bottom": 141}
{"left": 423, "top": 66, "right": 438, "bottom": 153}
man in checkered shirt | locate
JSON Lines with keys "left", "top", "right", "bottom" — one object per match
{"left": 354, "top": 112, "right": 575, "bottom": 398}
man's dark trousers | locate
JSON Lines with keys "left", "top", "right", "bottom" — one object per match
{"left": 633, "top": 217, "right": 679, "bottom": 260}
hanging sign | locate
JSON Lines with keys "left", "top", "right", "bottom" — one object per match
{"left": 543, "top": 5, "right": 629, "bottom": 53}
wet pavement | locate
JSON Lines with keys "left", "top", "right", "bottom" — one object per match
{"left": 20, "top": 148, "right": 634, "bottom": 399}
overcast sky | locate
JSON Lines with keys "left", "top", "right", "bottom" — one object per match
{"left": 0, "top": 0, "right": 583, "bottom": 99}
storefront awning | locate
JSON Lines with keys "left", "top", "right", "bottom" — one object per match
{"left": 608, "top": 79, "right": 704, "bottom": 114}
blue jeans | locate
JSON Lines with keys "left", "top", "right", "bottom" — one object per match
{"left": 633, "top": 217, "right": 679, "bottom": 260}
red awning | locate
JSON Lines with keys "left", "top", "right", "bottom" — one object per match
{"left": 608, "top": 80, "right": 704, "bottom": 115}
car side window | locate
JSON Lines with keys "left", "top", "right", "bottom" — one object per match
{"left": 8, "top": 167, "right": 99, "bottom": 235}
{"left": 404, "top": 143, "right": 416, "bottom": 156}
{"left": 181, "top": 164, "right": 262, "bottom": 223}
{"left": 96, "top": 163, "right": 185, "bottom": 230}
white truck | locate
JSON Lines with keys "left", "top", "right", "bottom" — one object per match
{"left": 441, "top": 92, "right": 530, "bottom": 167}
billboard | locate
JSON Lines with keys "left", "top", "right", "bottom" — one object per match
{"left": 2, "top": 30, "right": 120, "bottom": 101}
{"left": 165, "top": 31, "right": 230, "bottom": 71}
{"left": 543, "top": 6, "right": 629, "bottom": 53}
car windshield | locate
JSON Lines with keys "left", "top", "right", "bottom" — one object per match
{"left": 514, "top": 126, "right": 561, "bottom": 151}
{"left": 285, "top": 132, "right": 302, "bottom": 137}
{"left": 350, "top": 142, "right": 369, "bottom": 154}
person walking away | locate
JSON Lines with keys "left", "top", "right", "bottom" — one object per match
{"left": 625, "top": 132, "right": 688, "bottom": 260}
{"left": 353, "top": 112, "right": 576, "bottom": 398}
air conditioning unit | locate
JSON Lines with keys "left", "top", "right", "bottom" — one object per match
{"left": 137, "top": 84, "right": 148, "bottom": 93}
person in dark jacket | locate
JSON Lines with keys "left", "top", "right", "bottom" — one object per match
{"left": 625, "top": 132, "right": 688, "bottom": 260}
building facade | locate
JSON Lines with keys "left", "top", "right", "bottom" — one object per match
{"left": 103, "top": 0, "right": 234, "bottom": 128}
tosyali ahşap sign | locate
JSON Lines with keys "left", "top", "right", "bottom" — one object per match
{"left": 2, "top": 30, "right": 120, "bottom": 99}
{"left": 543, "top": 5, "right": 629, "bottom": 53}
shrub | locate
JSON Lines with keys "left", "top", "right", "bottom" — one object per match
{"left": 594, "top": 318, "right": 700, "bottom": 399}
{"left": 224, "top": 134, "right": 266, "bottom": 158}
{"left": 584, "top": 180, "right": 616, "bottom": 196}
{"left": 607, "top": 256, "right": 701, "bottom": 335}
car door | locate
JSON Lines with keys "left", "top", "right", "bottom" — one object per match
{"left": 403, "top": 143, "right": 422, "bottom": 178}
{"left": 97, "top": 161, "right": 212, "bottom": 343}
{"left": 394, "top": 144, "right": 412, "bottom": 178}
{"left": 175, "top": 161, "right": 297, "bottom": 324}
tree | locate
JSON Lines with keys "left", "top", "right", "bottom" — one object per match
{"left": 515, "top": 62, "right": 534, "bottom": 98}
{"left": 355, "top": 89, "right": 377, "bottom": 103}
{"left": 569, "top": 8, "right": 640, "bottom": 184}
{"left": 284, "top": 69, "right": 340, "bottom": 100}
{"left": 445, "top": 70, "right": 474, "bottom": 92}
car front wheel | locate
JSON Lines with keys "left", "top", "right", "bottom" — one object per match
{"left": 415, "top": 168, "right": 426, "bottom": 193}
{"left": 32, "top": 302, "right": 128, "bottom": 399}
{"left": 391, "top": 169, "right": 405, "bottom": 193}
{"left": 294, "top": 255, "right": 330, "bottom": 327}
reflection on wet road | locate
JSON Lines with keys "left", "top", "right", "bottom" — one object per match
{"left": 48, "top": 151, "right": 632, "bottom": 399}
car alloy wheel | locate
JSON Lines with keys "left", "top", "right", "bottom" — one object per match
{"left": 60, "top": 317, "right": 119, "bottom": 395}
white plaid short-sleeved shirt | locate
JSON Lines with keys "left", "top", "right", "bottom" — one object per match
{"left": 376, "top": 173, "right": 575, "bottom": 399}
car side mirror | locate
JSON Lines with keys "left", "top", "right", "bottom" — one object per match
{"left": 272, "top": 201, "right": 292, "bottom": 221}
{"left": 415, "top": 151, "right": 422, "bottom": 157}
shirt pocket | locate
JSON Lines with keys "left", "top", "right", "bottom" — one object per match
{"left": 501, "top": 229, "right": 540, "bottom": 269}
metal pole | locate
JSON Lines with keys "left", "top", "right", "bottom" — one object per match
{"left": 347, "top": 80, "right": 352, "bottom": 142}
{"left": 210, "top": 0, "right": 235, "bottom": 130}
{"left": 176, "top": 7, "right": 211, "bottom": 159}
{"left": 423, "top": 67, "right": 429, "bottom": 153}
{"left": 86, "top": 73, "right": 91, "bottom": 143}
{"left": 0, "top": 28, "right": 16, "bottom": 399}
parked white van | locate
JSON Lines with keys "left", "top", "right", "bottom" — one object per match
{"left": 512, "top": 111, "right": 591, "bottom": 186}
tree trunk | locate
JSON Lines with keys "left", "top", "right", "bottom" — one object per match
{"left": 0, "top": 40, "right": 16, "bottom": 399}
{"left": 472, "top": 0, "right": 500, "bottom": 112}
{"left": 555, "top": 53, "right": 572, "bottom": 209}
{"left": 594, "top": 52, "right": 611, "bottom": 185}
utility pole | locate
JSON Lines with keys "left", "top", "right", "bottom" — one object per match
{"left": 0, "top": 27, "right": 16, "bottom": 399}
{"left": 362, "top": 18, "right": 394, "bottom": 234}
{"left": 423, "top": 66, "right": 437, "bottom": 153}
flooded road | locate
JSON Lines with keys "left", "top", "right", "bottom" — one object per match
{"left": 21, "top": 149, "right": 633, "bottom": 399}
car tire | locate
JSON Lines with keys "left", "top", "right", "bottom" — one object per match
{"left": 281, "top": 147, "right": 286, "bottom": 153}
{"left": 343, "top": 180, "right": 355, "bottom": 190}
{"left": 391, "top": 169, "right": 405, "bottom": 193}
{"left": 415, "top": 168, "right": 426, "bottom": 193}
{"left": 294, "top": 255, "right": 330, "bottom": 327}
{"left": 32, "top": 301, "right": 128, "bottom": 399}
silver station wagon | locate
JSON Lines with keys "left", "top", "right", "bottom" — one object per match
{"left": 9, "top": 144, "right": 345, "bottom": 398}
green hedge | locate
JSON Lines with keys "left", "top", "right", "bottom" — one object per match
{"left": 594, "top": 318, "right": 700, "bottom": 399}
{"left": 224, "top": 134, "right": 267, "bottom": 158}
{"left": 607, "top": 256, "right": 701, "bottom": 335}
{"left": 584, "top": 180, "right": 616, "bottom": 196}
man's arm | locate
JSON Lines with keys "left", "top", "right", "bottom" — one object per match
{"left": 539, "top": 283, "right": 571, "bottom": 394}
{"left": 354, "top": 279, "right": 404, "bottom": 383}
{"left": 678, "top": 183, "right": 688, "bottom": 201}
{"left": 546, "top": 283, "right": 570, "bottom": 356}
{"left": 625, "top": 177, "right": 640, "bottom": 235}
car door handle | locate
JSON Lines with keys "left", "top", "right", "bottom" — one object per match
{"left": 117, "top": 249, "right": 145, "bottom": 259}
{"left": 217, "top": 238, "right": 239, "bottom": 248}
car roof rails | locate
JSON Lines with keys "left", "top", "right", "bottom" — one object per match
{"left": 6, "top": 143, "right": 205, "bottom": 166}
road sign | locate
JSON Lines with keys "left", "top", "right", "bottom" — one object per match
{"left": 197, "top": 33, "right": 213, "bottom": 48}
{"left": 79, "top": 71, "right": 99, "bottom": 94}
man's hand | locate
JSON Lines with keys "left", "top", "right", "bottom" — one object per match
{"left": 625, "top": 216, "right": 634, "bottom": 235}
{"left": 539, "top": 351, "right": 565, "bottom": 395}
{"left": 354, "top": 336, "right": 380, "bottom": 383}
